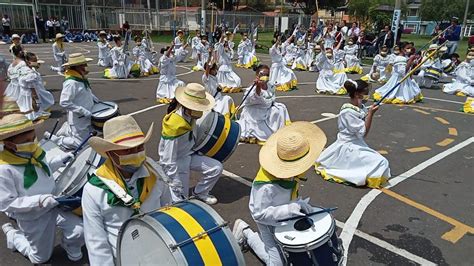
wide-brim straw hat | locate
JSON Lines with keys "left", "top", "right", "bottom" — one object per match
{"left": 259, "top": 121, "right": 327, "bottom": 179}
{"left": 175, "top": 83, "right": 215, "bottom": 112}
{"left": 62, "top": 53, "right": 93, "bottom": 67}
{"left": 428, "top": 44, "right": 438, "bottom": 50}
{"left": 0, "top": 114, "right": 44, "bottom": 140}
{"left": 56, "top": 33, "right": 65, "bottom": 39}
{"left": 99, "top": 30, "right": 107, "bottom": 35}
{"left": 11, "top": 34, "right": 20, "bottom": 40}
{"left": 89, "top": 115, "right": 153, "bottom": 157}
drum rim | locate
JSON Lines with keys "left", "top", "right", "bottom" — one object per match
{"left": 276, "top": 218, "right": 336, "bottom": 251}
{"left": 91, "top": 101, "right": 119, "bottom": 120}
{"left": 193, "top": 111, "right": 219, "bottom": 151}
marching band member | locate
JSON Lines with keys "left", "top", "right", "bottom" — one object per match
{"left": 173, "top": 30, "right": 185, "bottom": 50}
{"left": 232, "top": 122, "right": 326, "bottom": 266}
{"left": 202, "top": 58, "right": 235, "bottom": 117}
{"left": 51, "top": 33, "right": 67, "bottom": 73}
{"left": 191, "top": 30, "right": 201, "bottom": 59}
{"left": 344, "top": 37, "right": 363, "bottom": 74}
{"left": 443, "top": 48, "right": 474, "bottom": 96}
{"left": 97, "top": 31, "right": 112, "bottom": 67}
{"left": 316, "top": 80, "right": 391, "bottom": 188}
{"left": 158, "top": 83, "right": 223, "bottom": 205}
{"left": 82, "top": 115, "right": 172, "bottom": 265}
{"left": 192, "top": 35, "right": 210, "bottom": 71}
{"left": 269, "top": 36, "right": 298, "bottom": 91}
{"left": 132, "top": 36, "right": 158, "bottom": 77}
{"left": 104, "top": 35, "right": 132, "bottom": 79}
{"left": 216, "top": 34, "right": 242, "bottom": 93}
{"left": 237, "top": 65, "right": 291, "bottom": 144}
{"left": 236, "top": 32, "right": 258, "bottom": 69}
{"left": 156, "top": 44, "right": 185, "bottom": 104}
{"left": 4, "top": 45, "right": 27, "bottom": 102}
{"left": 363, "top": 45, "right": 392, "bottom": 84}
{"left": 416, "top": 44, "right": 447, "bottom": 88}
{"left": 373, "top": 53, "right": 423, "bottom": 104}
{"left": 0, "top": 114, "right": 83, "bottom": 264}
{"left": 17, "top": 52, "right": 54, "bottom": 121}
{"left": 315, "top": 45, "right": 347, "bottom": 95}
{"left": 45, "top": 53, "right": 99, "bottom": 150}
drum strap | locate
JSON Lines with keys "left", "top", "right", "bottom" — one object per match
{"left": 96, "top": 176, "right": 135, "bottom": 206}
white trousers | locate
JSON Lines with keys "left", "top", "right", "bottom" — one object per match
{"left": 171, "top": 153, "right": 223, "bottom": 201}
{"left": 244, "top": 223, "right": 284, "bottom": 266}
{"left": 6, "top": 209, "right": 84, "bottom": 264}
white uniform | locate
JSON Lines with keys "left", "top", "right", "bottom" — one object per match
{"left": 55, "top": 76, "right": 98, "bottom": 150}
{"left": 17, "top": 67, "right": 54, "bottom": 120}
{"left": 82, "top": 160, "right": 172, "bottom": 265}
{"left": 343, "top": 44, "right": 362, "bottom": 74}
{"left": 315, "top": 51, "right": 347, "bottom": 94}
{"left": 51, "top": 42, "right": 66, "bottom": 72}
{"left": 5, "top": 61, "right": 27, "bottom": 101}
{"left": 174, "top": 36, "right": 184, "bottom": 50}
{"left": 215, "top": 42, "right": 242, "bottom": 91}
{"left": 97, "top": 40, "right": 112, "bottom": 67}
{"left": 237, "top": 39, "right": 257, "bottom": 68}
{"left": 132, "top": 45, "right": 154, "bottom": 74}
{"left": 443, "top": 61, "right": 474, "bottom": 96}
{"left": 193, "top": 42, "right": 209, "bottom": 71}
{"left": 0, "top": 152, "right": 84, "bottom": 264}
{"left": 106, "top": 46, "right": 132, "bottom": 79}
{"left": 291, "top": 45, "right": 308, "bottom": 71}
{"left": 237, "top": 84, "right": 290, "bottom": 142}
{"left": 158, "top": 108, "right": 223, "bottom": 202}
{"left": 156, "top": 54, "right": 185, "bottom": 101}
{"left": 417, "top": 56, "right": 444, "bottom": 88}
{"left": 191, "top": 36, "right": 201, "bottom": 59}
{"left": 316, "top": 103, "right": 391, "bottom": 188}
{"left": 365, "top": 54, "right": 392, "bottom": 83}
{"left": 283, "top": 43, "right": 297, "bottom": 66}
{"left": 269, "top": 43, "right": 297, "bottom": 91}
{"left": 202, "top": 74, "right": 235, "bottom": 117}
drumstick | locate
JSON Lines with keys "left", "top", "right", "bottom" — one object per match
{"left": 78, "top": 107, "right": 110, "bottom": 118}
{"left": 99, "top": 101, "right": 115, "bottom": 108}
{"left": 63, "top": 132, "right": 96, "bottom": 164}
{"left": 277, "top": 207, "right": 338, "bottom": 223}
{"left": 49, "top": 119, "right": 60, "bottom": 140}
{"left": 230, "top": 82, "right": 257, "bottom": 120}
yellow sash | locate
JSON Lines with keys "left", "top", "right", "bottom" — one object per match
{"left": 161, "top": 111, "right": 192, "bottom": 140}
{"left": 0, "top": 148, "right": 50, "bottom": 189}
{"left": 253, "top": 167, "right": 301, "bottom": 200}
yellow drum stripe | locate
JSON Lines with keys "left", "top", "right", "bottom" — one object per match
{"left": 207, "top": 116, "right": 231, "bottom": 157}
{"left": 161, "top": 207, "right": 222, "bottom": 265}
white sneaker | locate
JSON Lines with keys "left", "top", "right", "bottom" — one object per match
{"left": 2, "top": 223, "right": 16, "bottom": 250}
{"left": 194, "top": 193, "right": 218, "bottom": 205}
{"left": 232, "top": 219, "right": 250, "bottom": 246}
{"left": 61, "top": 243, "right": 83, "bottom": 262}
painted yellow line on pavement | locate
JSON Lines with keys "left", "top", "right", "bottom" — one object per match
{"left": 448, "top": 128, "right": 458, "bottom": 136}
{"left": 437, "top": 138, "right": 455, "bottom": 147}
{"left": 406, "top": 146, "right": 431, "bottom": 153}
{"left": 377, "top": 150, "right": 389, "bottom": 155}
{"left": 413, "top": 108, "right": 430, "bottom": 115}
{"left": 405, "top": 105, "right": 474, "bottom": 115}
{"left": 434, "top": 116, "right": 450, "bottom": 125}
{"left": 380, "top": 188, "right": 474, "bottom": 244}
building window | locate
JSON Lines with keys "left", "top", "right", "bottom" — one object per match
{"left": 408, "top": 8, "right": 417, "bottom": 17}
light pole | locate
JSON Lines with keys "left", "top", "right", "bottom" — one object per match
{"left": 201, "top": 0, "right": 206, "bottom": 35}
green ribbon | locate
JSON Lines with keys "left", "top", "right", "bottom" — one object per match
{"left": 20, "top": 151, "right": 51, "bottom": 189}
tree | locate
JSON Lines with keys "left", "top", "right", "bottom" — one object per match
{"left": 292, "top": 0, "right": 345, "bottom": 15}
{"left": 419, "top": 0, "right": 473, "bottom": 23}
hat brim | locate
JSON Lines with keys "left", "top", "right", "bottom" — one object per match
{"left": 0, "top": 119, "right": 44, "bottom": 140}
{"left": 259, "top": 122, "right": 327, "bottom": 179}
{"left": 89, "top": 123, "right": 154, "bottom": 157}
{"left": 62, "top": 58, "right": 94, "bottom": 67}
{"left": 175, "top": 86, "right": 215, "bottom": 112}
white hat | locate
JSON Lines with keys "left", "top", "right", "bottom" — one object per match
{"left": 11, "top": 34, "right": 20, "bottom": 39}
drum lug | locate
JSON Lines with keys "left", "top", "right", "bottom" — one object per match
{"left": 168, "top": 221, "right": 229, "bottom": 251}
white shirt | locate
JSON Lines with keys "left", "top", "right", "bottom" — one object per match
{"left": 97, "top": 40, "right": 111, "bottom": 59}
{"left": 82, "top": 159, "right": 172, "bottom": 266}
{"left": 52, "top": 42, "right": 65, "bottom": 62}
{"left": 240, "top": 84, "right": 276, "bottom": 122}
{"left": 336, "top": 104, "right": 367, "bottom": 142}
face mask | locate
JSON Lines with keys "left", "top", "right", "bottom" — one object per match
{"left": 14, "top": 139, "right": 39, "bottom": 158}
{"left": 394, "top": 50, "right": 400, "bottom": 55}
{"left": 348, "top": 41, "right": 354, "bottom": 45}
{"left": 116, "top": 150, "right": 146, "bottom": 169}
{"left": 405, "top": 49, "right": 411, "bottom": 54}
{"left": 259, "top": 75, "right": 269, "bottom": 82}
{"left": 326, "top": 53, "right": 333, "bottom": 58}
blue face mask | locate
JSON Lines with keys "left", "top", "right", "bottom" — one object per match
{"left": 120, "top": 164, "right": 142, "bottom": 173}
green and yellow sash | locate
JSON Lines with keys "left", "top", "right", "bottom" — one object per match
{"left": 253, "top": 167, "right": 303, "bottom": 200}
{"left": 0, "top": 148, "right": 50, "bottom": 189}
{"left": 161, "top": 111, "right": 192, "bottom": 140}
{"left": 64, "top": 69, "right": 91, "bottom": 89}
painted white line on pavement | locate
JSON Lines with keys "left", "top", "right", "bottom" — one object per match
{"left": 129, "top": 103, "right": 166, "bottom": 116}
{"left": 221, "top": 169, "right": 436, "bottom": 265}
{"left": 423, "top": 97, "right": 463, "bottom": 104}
{"left": 41, "top": 71, "right": 103, "bottom": 78}
{"left": 86, "top": 70, "right": 194, "bottom": 82}
{"left": 339, "top": 136, "right": 474, "bottom": 265}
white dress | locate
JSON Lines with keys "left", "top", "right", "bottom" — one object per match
{"left": 315, "top": 52, "right": 347, "bottom": 95}
{"left": 192, "top": 42, "right": 209, "bottom": 71}
{"left": 316, "top": 103, "right": 391, "bottom": 188}
{"left": 97, "top": 40, "right": 112, "bottom": 67}
{"left": 269, "top": 43, "right": 297, "bottom": 92}
{"left": 363, "top": 54, "right": 392, "bottom": 83}
{"left": 374, "top": 56, "right": 423, "bottom": 104}
{"left": 236, "top": 39, "right": 258, "bottom": 69}
{"left": 191, "top": 36, "right": 201, "bottom": 59}
{"left": 215, "top": 42, "right": 242, "bottom": 92}
{"left": 51, "top": 42, "right": 66, "bottom": 72}
{"left": 284, "top": 43, "right": 297, "bottom": 66}
{"left": 5, "top": 61, "right": 27, "bottom": 101}
{"left": 343, "top": 44, "right": 363, "bottom": 74}
{"left": 156, "top": 54, "right": 185, "bottom": 102}
{"left": 291, "top": 45, "right": 308, "bottom": 71}
{"left": 104, "top": 46, "right": 132, "bottom": 79}
{"left": 132, "top": 45, "right": 155, "bottom": 74}
{"left": 443, "top": 62, "right": 474, "bottom": 96}
{"left": 237, "top": 83, "right": 290, "bottom": 143}
{"left": 202, "top": 74, "right": 235, "bottom": 117}
{"left": 17, "top": 67, "right": 54, "bottom": 121}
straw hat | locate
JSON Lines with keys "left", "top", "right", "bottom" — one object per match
{"left": 175, "top": 83, "right": 215, "bottom": 112}
{"left": 62, "top": 53, "right": 93, "bottom": 67}
{"left": 259, "top": 122, "right": 327, "bottom": 179}
{"left": 428, "top": 44, "right": 438, "bottom": 50}
{"left": 439, "top": 46, "right": 448, "bottom": 52}
{"left": 99, "top": 30, "right": 107, "bottom": 35}
{"left": 0, "top": 114, "right": 44, "bottom": 140}
{"left": 89, "top": 115, "right": 153, "bottom": 157}
{"left": 177, "top": 30, "right": 183, "bottom": 34}
{"left": 11, "top": 34, "right": 20, "bottom": 40}
{"left": 55, "top": 33, "right": 65, "bottom": 39}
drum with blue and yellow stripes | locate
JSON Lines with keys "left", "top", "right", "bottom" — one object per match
{"left": 117, "top": 199, "right": 245, "bottom": 266}
{"left": 194, "top": 111, "right": 241, "bottom": 162}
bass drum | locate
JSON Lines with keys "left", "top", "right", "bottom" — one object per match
{"left": 117, "top": 199, "right": 245, "bottom": 266}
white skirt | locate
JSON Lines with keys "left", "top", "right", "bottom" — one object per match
{"left": 344, "top": 55, "right": 363, "bottom": 74}
{"left": 316, "top": 69, "right": 347, "bottom": 94}
{"left": 316, "top": 138, "right": 390, "bottom": 188}
{"left": 214, "top": 93, "right": 235, "bottom": 117}
{"left": 5, "top": 81, "right": 20, "bottom": 100}
{"left": 237, "top": 102, "right": 290, "bottom": 142}
{"left": 136, "top": 58, "right": 154, "bottom": 73}
{"left": 217, "top": 65, "right": 242, "bottom": 92}
{"left": 156, "top": 75, "right": 185, "bottom": 100}
{"left": 104, "top": 61, "right": 132, "bottom": 79}
{"left": 270, "top": 62, "right": 298, "bottom": 91}
{"left": 98, "top": 57, "right": 112, "bottom": 67}
{"left": 443, "top": 81, "right": 474, "bottom": 96}
{"left": 373, "top": 74, "right": 423, "bottom": 104}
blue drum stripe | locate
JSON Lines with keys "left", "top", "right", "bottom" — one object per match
{"left": 176, "top": 202, "right": 239, "bottom": 266}
{"left": 199, "top": 115, "right": 225, "bottom": 155}
{"left": 213, "top": 121, "right": 240, "bottom": 162}
{"left": 150, "top": 211, "right": 204, "bottom": 265}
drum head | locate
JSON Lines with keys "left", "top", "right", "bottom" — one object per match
{"left": 92, "top": 101, "right": 118, "bottom": 118}
{"left": 194, "top": 111, "right": 218, "bottom": 151}
{"left": 40, "top": 139, "right": 67, "bottom": 170}
{"left": 274, "top": 207, "right": 335, "bottom": 249}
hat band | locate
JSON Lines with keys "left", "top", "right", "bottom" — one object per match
{"left": 279, "top": 146, "right": 310, "bottom": 162}
{"left": 112, "top": 132, "right": 144, "bottom": 144}
{"left": 0, "top": 119, "right": 33, "bottom": 133}
{"left": 184, "top": 91, "right": 206, "bottom": 100}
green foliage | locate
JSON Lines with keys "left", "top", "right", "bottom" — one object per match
{"left": 419, "top": 0, "right": 473, "bottom": 22}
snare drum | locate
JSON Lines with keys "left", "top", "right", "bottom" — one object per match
{"left": 40, "top": 139, "right": 67, "bottom": 179}
{"left": 194, "top": 111, "right": 241, "bottom": 162}
{"left": 425, "top": 67, "right": 442, "bottom": 81}
{"left": 117, "top": 199, "right": 245, "bottom": 266}
{"left": 274, "top": 207, "right": 344, "bottom": 266}
{"left": 91, "top": 101, "right": 120, "bottom": 131}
